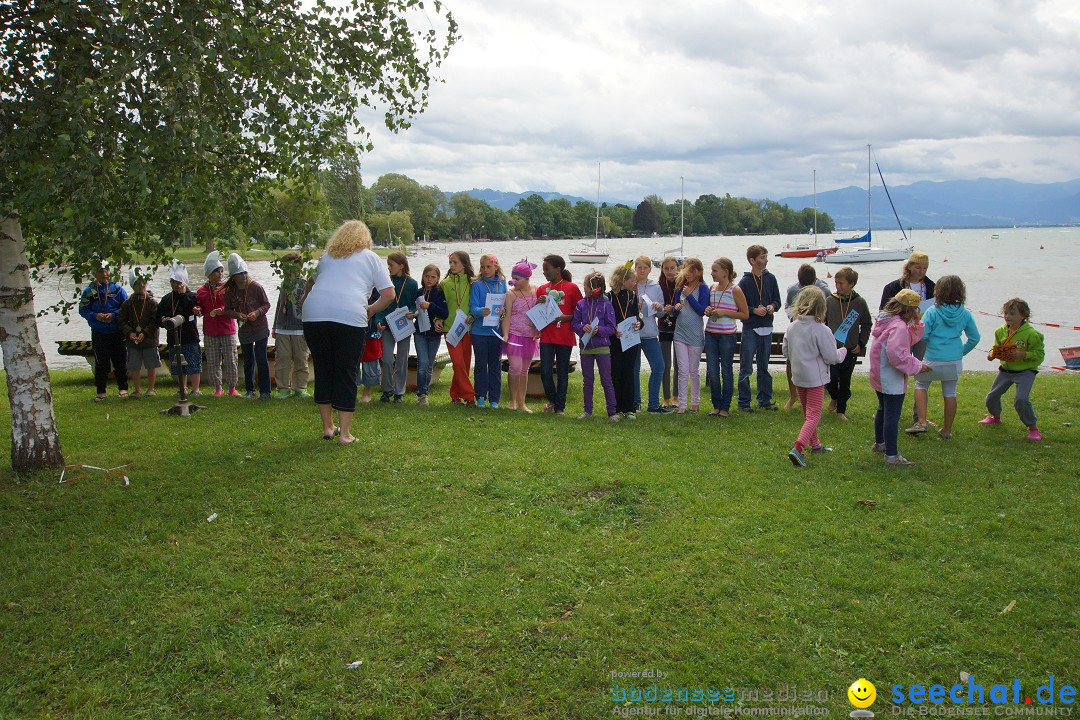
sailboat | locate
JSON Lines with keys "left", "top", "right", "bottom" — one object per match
{"left": 569, "top": 162, "right": 609, "bottom": 264}
{"left": 777, "top": 169, "right": 838, "bottom": 259}
{"left": 825, "top": 145, "right": 913, "bottom": 264}
{"left": 652, "top": 176, "right": 687, "bottom": 268}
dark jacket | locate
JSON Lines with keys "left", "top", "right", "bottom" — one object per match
{"left": 118, "top": 292, "right": 161, "bottom": 349}
{"left": 225, "top": 280, "right": 271, "bottom": 344}
{"left": 417, "top": 285, "right": 449, "bottom": 338}
{"left": 879, "top": 277, "right": 936, "bottom": 310}
{"left": 273, "top": 277, "right": 307, "bottom": 333}
{"left": 737, "top": 270, "right": 782, "bottom": 331}
{"left": 78, "top": 282, "right": 128, "bottom": 334}
{"left": 825, "top": 291, "right": 872, "bottom": 354}
{"left": 156, "top": 290, "right": 200, "bottom": 346}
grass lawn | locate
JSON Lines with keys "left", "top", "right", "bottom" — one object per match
{"left": 1, "top": 368, "right": 1077, "bottom": 719}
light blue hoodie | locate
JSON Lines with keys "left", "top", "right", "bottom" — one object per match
{"left": 921, "top": 303, "right": 980, "bottom": 362}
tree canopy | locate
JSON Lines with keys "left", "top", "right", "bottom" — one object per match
{"left": 0, "top": 0, "right": 458, "bottom": 470}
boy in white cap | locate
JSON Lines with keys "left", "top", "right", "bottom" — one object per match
{"left": 223, "top": 252, "right": 272, "bottom": 399}
{"left": 156, "top": 262, "right": 203, "bottom": 395}
{"left": 117, "top": 268, "right": 161, "bottom": 397}
{"left": 196, "top": 250, "right": 239, "bottom": 396}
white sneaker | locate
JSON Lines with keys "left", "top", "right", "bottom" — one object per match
{"left": 886, "top": 454, "right": 915, "bottom": 466}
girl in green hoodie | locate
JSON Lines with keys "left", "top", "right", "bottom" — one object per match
{"left": 980, "top": 298, "right": 1045, "bottom": 441}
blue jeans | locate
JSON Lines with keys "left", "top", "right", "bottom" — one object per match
{"left": 540, "top": 343, "right": 572, "bottom": 412}
{"left": 414, "top": 332, "right": 442, "bottom": 396}
{"left": 704, "top": 332, "right": 736, "bottom": 411}
{"left": 738, "top": 330, "right": 773, "bottom": 408}
{"left": 472, "top": 334, "right": 502, "bottom": 403}
{"left": 637, "top": 337, "right": 664, "bottom": 411}
{"left": 875, "top": 391, "right": 906, "bottom": 456}
{"left": 241, "top": 337, "right": 271, "bottom": 396}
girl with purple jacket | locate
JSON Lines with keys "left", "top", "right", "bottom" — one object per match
{"left": 572, "top": 271, "right": 618, "bottom": 421}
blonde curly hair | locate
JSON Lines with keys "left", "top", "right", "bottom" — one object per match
{"left": 326, "top": 220, "right": 373, "bottom": 259}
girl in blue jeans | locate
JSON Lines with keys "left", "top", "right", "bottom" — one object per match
{"left": 633, "top": 256, "right": 668, "bottom": 413}
{"left": 704, "top": 257, "right": 748, "bottom": 416}
{"left": 414, "top": 264, "right": 448, "bottom": 406}
{"left": 469, "top": 254, "right": 507, "bottom": 408}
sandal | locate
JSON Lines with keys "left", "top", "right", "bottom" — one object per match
{"left": 709, "top": 409, "right": 723, "bottom": 416}
{"left": 337, "top": 436, "right": 358, "bottom": 445}
{"left": 93, "top": 395, "right": 106, "bottom": 403}
{"left": 117, "top": 391, "right": 129, "bottom": 398}
{"left": 322, "top": 427, "right": 340, "bottom": 440}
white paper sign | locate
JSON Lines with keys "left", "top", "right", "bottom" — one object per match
{"left": 919, "top": 298, "right": 935, "bottom": 315}
{"left": 915, "top": 362, "right": 959, "bottom": 383}
{"left": 640, "top": 293, "right": 657, "bottom": 318}
{"left": 616, "top": 317, "right": 641, "bottom": 350}
{"left": 385, "top": 306, "right": 415, "bottom": 342}
{"left": 526, "top": 294, "right": 561, "bottom": 331}
{"left": 415, "top": 297, "right": 431, "bottom": 333}
{"left": 445, "top": 309, "right": 469, "bottom": 347}
{"left": 580, "top": 321, "right": 600, "bottom": 349}
{"left": 483, "top": 292, "right": 506, "bottom": 327}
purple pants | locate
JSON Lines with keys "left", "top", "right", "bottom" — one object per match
{"left": 581, "top": 352, "right": 616, "bottom": 417}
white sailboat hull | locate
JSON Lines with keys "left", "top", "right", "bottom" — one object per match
{"left": 823, "top": 246, "right": 912, "bottom": 264}
{"left": 569, "top": 251, "right": 609, "bottom": 264}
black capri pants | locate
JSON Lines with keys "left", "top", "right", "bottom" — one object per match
{"left": 303, "top": 321, "right": 368, "bottom": 412}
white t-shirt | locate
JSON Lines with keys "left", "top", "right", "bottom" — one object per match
{"left": 301, "top": 249, "right": 392, "bottom": 328}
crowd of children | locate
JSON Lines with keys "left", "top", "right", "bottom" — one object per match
{"left": 81, "top": 243, "right": 1047, "bottom": 465}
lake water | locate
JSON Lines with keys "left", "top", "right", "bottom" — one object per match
{"left": 34, "top": 227, "right": 1080, "bottom": 373}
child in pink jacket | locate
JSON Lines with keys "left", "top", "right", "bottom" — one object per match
{"left": 868, "top": 289, "right": 930, "bottom": 466}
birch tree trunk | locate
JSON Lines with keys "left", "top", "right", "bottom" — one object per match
{"left": 0, "top": 214, "right": 64, "bottom": 472}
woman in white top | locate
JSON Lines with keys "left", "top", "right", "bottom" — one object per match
{"left": 302, "top": 220, "right": 394, "bottom": 444}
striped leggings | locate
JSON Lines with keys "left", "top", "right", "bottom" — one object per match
{"left": 795, "top": 385, "right": 825, "bottom": 452}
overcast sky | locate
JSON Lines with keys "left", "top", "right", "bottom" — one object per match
{"left": 357, "top": 0, "right": 1080, "bottom": 204}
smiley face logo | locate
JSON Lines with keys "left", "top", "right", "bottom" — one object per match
{"left": 848, "top": 678, "right": 877, "bottom": 709}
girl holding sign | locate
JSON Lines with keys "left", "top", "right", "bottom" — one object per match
{"left": 441, "top": 251, "right": 477, "bottom": 407}
{"left": 469, "top": 254, "right": 507, "bottom": 408}
{"left": 609, "top": 265, "right": 643, "bottom": 419}
{"left": 573, "top": 272, "right": 618, "bottom": 421}
{"left": 373, "top": 251, "right": 419, "bottom": 403}
{"left": 415, "top": 264, "right": 449, "bottom": 406}
{"left": 634, "top": 256, "right": 667, "bottom": 414}
{"left": 824, "top": 267, "right": 872, "bottom": 420}
{"left": 502, "top": 259, "right": 540, "bottom": 412}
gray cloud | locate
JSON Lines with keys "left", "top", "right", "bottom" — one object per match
{"left": 356, "top": 0, "right": 1080, "bottom": 203}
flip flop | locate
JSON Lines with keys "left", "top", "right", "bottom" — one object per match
{"left": 322, "top": 427, "right": 340, "bottom": 440}
{"left": 337, "top": 436, "right": 358, "bottom": 445}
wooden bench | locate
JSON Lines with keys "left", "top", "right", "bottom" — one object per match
{"left": 704, "top": 331, "right": 862, "bottom": 366}
{"left": 55, "top": 341, "right": 451, "bottom": 392}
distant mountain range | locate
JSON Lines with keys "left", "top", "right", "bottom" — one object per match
{"left": 449, "top": 178, "right": 1080, "bottom": 229}
{"left": 780, "top": 178, "right": 1080, "bottom": 229}
{"left": 447, "top": 188, "right": 609, "bottom": 211}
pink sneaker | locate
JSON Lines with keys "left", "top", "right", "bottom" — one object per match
{"left": 228, "top": 388, "right": 242, "bottom": 397}
{"left": 1027, "top": 427, "right": 1042, "bottom": 441}
{"left": 978, "top": 415, "right": 1001, "bottom": 425}
{"left": 213, "top": 387, "right": 224, "bottom": 397}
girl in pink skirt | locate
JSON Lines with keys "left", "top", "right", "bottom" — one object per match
{"left": 502, "top": 259, "right": 540, "bottom": 412}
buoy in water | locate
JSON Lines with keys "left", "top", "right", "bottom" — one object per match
{"left": 826, "top": 272, "right": 832, "bottom": 278}
{"left": 1040, "top": 245, "right": 1044, "bottom": 250}
{"left": 943, "top": 258, "right": 948, "bottom": 262}
{"left": 987, "top": 265, "right": 994, "bottom": 269}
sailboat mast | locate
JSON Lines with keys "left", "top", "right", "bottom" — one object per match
{"left": 594, "top": 161, "right": 601, "bottom": 242}
{"left": 867, "top": 144, "right": 872, "bottom": 239}
{"left": 813, "top": 169, "right": 818, "bottom": 243}
{"left": 680, "top": 176, "right": 685, "bottom": 252}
